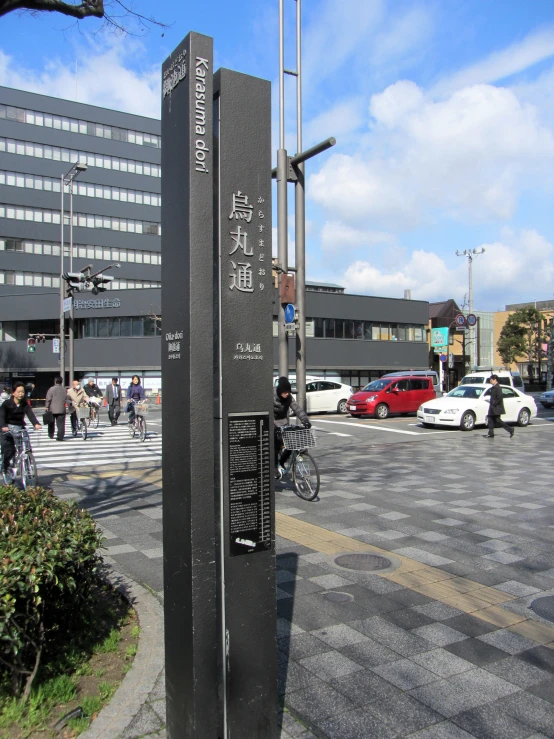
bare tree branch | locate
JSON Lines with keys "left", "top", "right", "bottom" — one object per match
{"left": 0, "top": 0, "right": 170, "bottom": 34}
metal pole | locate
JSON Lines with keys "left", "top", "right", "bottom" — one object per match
{"left": 468, "top": 254, "right": 474, "bottom": 368}
{"left": 68, "top": 181, "right": 75, "bottom": 383}
{"left": 295, "top": 0, "right": 306, "bottom": 412}
{"left": 277, "top": 0, "right": 288, "bottom": 377}
{"left": 59, "top": 175, "right": 65, "bottom": 385}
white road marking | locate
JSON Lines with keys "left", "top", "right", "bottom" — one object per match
{"left": 315, "top": 420, "right": 422, "bottom": 436}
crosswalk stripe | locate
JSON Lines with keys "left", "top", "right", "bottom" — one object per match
{"left": 29, "top": 422, "right": 162, "bottom": 470}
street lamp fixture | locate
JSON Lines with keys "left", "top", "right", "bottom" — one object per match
{"left": 455, "top": 248, "right": 485, "bottom": 368}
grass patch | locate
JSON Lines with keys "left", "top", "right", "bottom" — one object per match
{"left": 0, "top": 582, "right": 140, "bottom": 738}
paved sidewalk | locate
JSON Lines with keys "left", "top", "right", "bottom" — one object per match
{"left": 47, "top": 425, "right": 554, "bottom": 738}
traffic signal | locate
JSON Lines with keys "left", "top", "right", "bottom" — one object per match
{"left": 91, "top": 274, "right": 114, "bottom": 295}
{"left": 27, "top": 338, "right": 36, "bottom": 353}
{"left": 62, "top": 271, "right": 87, "bottom": 294}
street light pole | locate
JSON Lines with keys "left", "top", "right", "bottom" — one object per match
{"left": 59, "top": 175, "right": 65, "bottom": 384}
{"left": 294, "top": 0, "right": 306, "bottom": 412}
{"left": 60, "top": 162, "right": 87, "bottom": 384}
{"left": 455, "top": 248, "right": 485, "bottom": 368}
{"left": 277, "top": 0, "right": 288, "bottom": 378}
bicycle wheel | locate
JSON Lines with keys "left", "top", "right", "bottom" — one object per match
{"left": 138, "top": 417, "right": 147, "bottom": 442}
{"left": 128, "top": 419, "right": 136, "bottom": 438}
{"left": 91, "top": 407, "right": 100, "bottom": 429}
{"left": 80, "top": 419, "right": 87, "bottom": 441}
{"left": 292, "top": 451, "right": 320, "bottom": 501}
{"left": 20, "top": 453, "right": 37, "bottom": 491}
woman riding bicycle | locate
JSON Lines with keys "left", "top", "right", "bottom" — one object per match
{"left": 126, "top": 375, "right": 146, "bottom": 426}
{"left": 0, "top": 382, "right": 41, "bottom": 477}
{"left": 274, "top": 376, "right": 311, "bottom": 479}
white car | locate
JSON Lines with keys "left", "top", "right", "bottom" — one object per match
{"left": 417, "top": 383, "right": 537, "bottom": 431}
{"left": 305, "top": 380, "right": 354, "bottom": 414}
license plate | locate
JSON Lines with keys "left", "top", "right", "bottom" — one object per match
{"left": 424, "top": 416, "right": 435, "bottom": 423}
{"left": 349, "top": 405, "right": 356, "bottom": 411}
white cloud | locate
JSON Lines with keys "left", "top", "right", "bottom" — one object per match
{"left": 320, "top": 221, "right": 397, "bottom": 252}
{"left": 433, "top": 26, "right": 554, "bottom": 97}
{"left": 340, "top": 229, "right": 554, "bottom": 309}
{"left": 309, "top": 80, "right": 554, "bottom": 228}
{"left": 0, "top": 39, "right": 160, "bottom": 118}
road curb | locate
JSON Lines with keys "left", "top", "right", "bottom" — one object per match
{"left": 79, "top": 568, "right": 164, "bottom": 739}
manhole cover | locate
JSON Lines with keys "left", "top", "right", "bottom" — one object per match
{"left": 323, "top": 591, "right": 353, "bottom": 603}
{"left": 530, "top": 596, "right": 554, "bottom": 623}
{"left": 334, "top": 553, "right": 392, "bottom": 572}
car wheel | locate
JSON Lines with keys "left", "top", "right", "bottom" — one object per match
{"left": 517, "top": 408, "right": 531, "bottom": 427}
{"left": 422, "top": 422, "right": 434, "bottom": 429}
{"left": 337, "top": 399, "right": 348, "bottom": 415}
{"left": 375, "top": 403, "right": 389, "bottom": 419}
{"left": 460, "top": 411, "right": 475, "bottom": 431}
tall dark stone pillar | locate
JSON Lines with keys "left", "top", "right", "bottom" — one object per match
{"left": 214, "top": 68, "right": 277, "bottom": 738}
{"left": 161, "top": 32, "right": 218, "bottom": 737}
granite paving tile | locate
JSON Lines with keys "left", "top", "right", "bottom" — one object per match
{"left": 278, "top": 633, "right": 331, "bottom": 661}
{"left": 476, "top": 629, "right": 536, "bottom": 655}
{"left": 484, "top": 657, "right": 554, "bottom": 689}
{"left": 452, "top": 703, "right": 535, "bottom": 739}
{"left": 285, "top": 680, "right": 355, "bottom": 723}
{"left": 340, "top": 638, "right": 403, "bottom": 668}
{"left": 441, "top": 614, "right": 498, "bottom": 638}
{"left": 411, "top": 624, "right": 469, "bottom": 647}
{"left": 318, "top": 707, "right": 392, "bottom": 739}
{"left": 491, "top": 691, "right": 554, "bottom": 737}
{"left": 515, "top": 646, "right": 554, "bottom": 676}
{"left": 527, "top": 678, "right": 554, "bottom": 705}
{"left": 444, "top": 638, "right": 509, "bottom": 667}
{"left": 413, "top": 603, "right": 465, "bottom": 621}
{"left": 405, "top": 722, "right": 477, "bottom": 738}
{"left": 310, "top": 624, "right": 369, "bottom": 649}
{"left": 328, "top": 668, "right": 402, "bottom": 707}
{"left": 364, "top": 693, "right": 444, "bottom": 736}
{"left": 371, "top": 657, "right": 440, "bottom": 690}
{"left": 299, "top": 650, "right": 364, "bottom": 680}
{"left": 411, "top": 649, "right": 476, "bottom": 679}
{"left": 382, "top": 607, "right": 436, "bottom": 630}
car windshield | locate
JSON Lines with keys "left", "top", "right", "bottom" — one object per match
{"left": 460, "top": 377, "right": 485, "bottom": 384}
{"left": 362, "top": 380, "right": 390, "bottom": 392}
{"left": 447, "top": 387, "right": 485, "bottom": 398}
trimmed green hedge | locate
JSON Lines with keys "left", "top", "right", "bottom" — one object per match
{"left": 0, "top": 484, "right": 104, "bottom": 700}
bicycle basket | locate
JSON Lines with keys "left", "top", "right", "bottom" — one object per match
{"left": 136, "top": 403, "right": 149, "bottom": 415}
{"left": 281, "top": 427, "right": 316, "bottom": 450}
{"left": 76, "top": 406, "right": 90, "bottom": 419}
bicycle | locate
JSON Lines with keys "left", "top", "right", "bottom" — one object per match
{"left": 128, "top": 400, "right": 148, "bottom": 442}
{"left": 276, "top": 425, "right": 320, "bottom": 501}
{"left": 2, "top": 427, "right": 38, "bottom": 490}
{"left": 75, "top": 405, "right": 90, "bottom": 440}
{"left": 87, "top": 400, "right": 101, "bottom": 429}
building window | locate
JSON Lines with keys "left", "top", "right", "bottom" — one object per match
{"left": 0, "top": 104, "right": 161, "bottom": 149}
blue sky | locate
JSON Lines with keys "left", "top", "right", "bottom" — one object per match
{"left": 1, "top": 0, "right": 554, "bottom": 310}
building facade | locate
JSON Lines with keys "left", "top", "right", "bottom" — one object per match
{"left": 0, "top": 86, "right": 430, "bottom": 398}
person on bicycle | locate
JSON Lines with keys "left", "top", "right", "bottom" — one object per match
{"left": 0, "top": 382, "right": 41, "bottom": 476}
{"left": 85, "top": 378, "right": 104, "bottom": 407}
{"left": 274, "top": 376, "right": 311, "bottom": 479}
{"left": 67, "top": 379, "right": 89, "bottom": 437}
{"left": 126, "top": 375, "right": 146, "bottom": 426}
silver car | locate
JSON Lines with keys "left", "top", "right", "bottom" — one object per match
{"left": 539, "top": 390, "right": 554, "bottom": 408}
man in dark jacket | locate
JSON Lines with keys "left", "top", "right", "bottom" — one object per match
{"left": 274, "top": 377, "right": 311, "bottom": 479}
{"left": 105, "top": 377, "right": 122, "bottom": 426}
{"left": 484, "top": 375, "right": 514, "bottom": 438}
{"left": 45, "top": 377, "right": 71, "bottom": 441}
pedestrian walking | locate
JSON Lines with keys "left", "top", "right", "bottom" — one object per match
{"left": 0, "top": 386, "right": 10, "bottom": 403}
{"left": 483, "top": 374, "right": 514, "bottom": 439}
{"left": 105, "top": 377, "right": 122, "bottom": 426}
{"left": 44, "top": 377, "right": 71, "bottom": 441}
{"left": 67, "top": 379, "right": 88, "bottom": 437}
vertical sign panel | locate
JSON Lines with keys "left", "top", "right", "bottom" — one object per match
{"left": 161, "top": 32, "right": 218, "bottom": 737}
{"left": 215, "top": 69, "right": 277, "bottom": 737}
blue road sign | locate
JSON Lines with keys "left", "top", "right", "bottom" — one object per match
{"left": 284, "top": 303, "right": 295, "bottom": 324}
{"left": 440, "top": 353, "right": 447, "bottom": 362}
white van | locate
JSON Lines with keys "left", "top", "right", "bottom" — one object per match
{"left": 459, "top": 368, "right": 524, "bottom": 391}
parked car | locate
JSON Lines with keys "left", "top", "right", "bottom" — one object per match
{"left": 538, "top": 390, "right": 554, "bottom": 408}
{"left": 460, "top": 369, "right": 524, "bottom": 391}
{"left": 305, "top": 380, "right": 354, "bottom": 414}
{"left": 417, "top": 383, "right": 537, "bottom": 431}
{"left": 348, "top": 376, "right": 436, "bottom": 419}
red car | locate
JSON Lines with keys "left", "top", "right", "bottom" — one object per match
{"left": 348, "top": 376, "right": 436, "bottom": 419}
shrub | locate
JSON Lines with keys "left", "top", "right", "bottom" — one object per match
{"left": 0, "top": 484, "right": 104, "bottom": 701}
